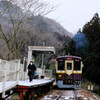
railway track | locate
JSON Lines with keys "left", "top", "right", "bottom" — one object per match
{"left": 42, "top": 90, "right": 79, "bottom": 100}
{"left": 38, "top": 89, "right": 99, "bottom": 100}
{"left": 57, "top": 90, "right": 76, "bottom": 100}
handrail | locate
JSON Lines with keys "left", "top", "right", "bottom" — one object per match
{"left": 0, "top": 59, "right": 52, "bottom": 98}
{"left": 0, "top": 59, "right": 21, "bottom": 98}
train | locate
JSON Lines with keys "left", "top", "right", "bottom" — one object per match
{"left": 56, "top": 55, "right": 84, "bottom": 89}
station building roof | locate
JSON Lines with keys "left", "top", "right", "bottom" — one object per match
{"left": 28, "top": 46, "right": 56, "bottom": 54}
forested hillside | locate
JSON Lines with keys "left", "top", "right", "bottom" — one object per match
{"left": 0, "top": 0, "right": 71, "bottom": 60}
{"left": 64, "top": 13, "right": 100, "bottom": 85}
{"left": 82, "top": 13, "right": 100, "bottom": 84}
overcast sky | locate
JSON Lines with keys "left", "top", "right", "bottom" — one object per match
{"left": 43, "top": 0, "right": 100, "bottom": 34}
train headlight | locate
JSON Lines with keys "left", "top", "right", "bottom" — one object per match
{"left": 58, "top": 75, "right": 62, "bottom": 77}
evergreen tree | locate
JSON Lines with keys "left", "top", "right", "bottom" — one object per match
{"left": 64, "top": 40, "right": 76, "bottom": 55}
{"left": 82, "top": 13, "right": 100, "bottom": 84}
{"left": 63, "top": 13, "right": 100, "bottom": 85}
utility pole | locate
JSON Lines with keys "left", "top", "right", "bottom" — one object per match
{"left": 42, "top": 41, "right": 45, "bottom": 69}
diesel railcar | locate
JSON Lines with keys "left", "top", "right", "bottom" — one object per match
{"left": 56, "top": 55, "right": 84, "bottom": 89}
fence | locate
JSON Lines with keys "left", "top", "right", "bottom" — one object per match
{"left": 43, "top": 69, "right": 52, "bottom": 78}
{"left": 0, "top": 59, "right": 20, "bottom": 98}
{"left": 36, "top": 68, "right": 52, "bottom": 78}
{"left": 0, "top": 58, "right": 53, "bottom": 81}
{"left": 0, "top": 59, "right": 52, "bottom": 98}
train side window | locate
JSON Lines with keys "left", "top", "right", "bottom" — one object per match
{"left": 74, "top": 60, "right": 81, "bottom": 70}
{"left": 67, "top": 63, "right": 72, "bottom": 70}
{"left": 58, "top": 61, "right": 65, "bottom": 70}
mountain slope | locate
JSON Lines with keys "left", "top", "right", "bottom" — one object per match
{"left": 0, "top": 1, "right": 72, "bottom": 60}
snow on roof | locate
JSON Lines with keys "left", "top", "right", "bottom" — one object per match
{"left": 28, "top": 46, "right": 56, "bottom": 54}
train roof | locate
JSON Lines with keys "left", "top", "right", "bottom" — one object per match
{"left": 57, "top": 55, "right": 82, "bottom": 60}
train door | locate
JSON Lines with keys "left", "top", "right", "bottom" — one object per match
{"left": 65, "top": 60, "right": 73, "bottom": 75}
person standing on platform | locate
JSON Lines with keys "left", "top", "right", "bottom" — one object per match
{"left": 28, "top": 61, "right": 36, "bottom": 82}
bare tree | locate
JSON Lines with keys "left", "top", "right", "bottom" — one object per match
{"left": 0, "top": 0, "right": 55, "bottom": 60}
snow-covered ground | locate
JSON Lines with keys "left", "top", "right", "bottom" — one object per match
{"left": 76, "top": 89, "right": 100, "bottom": 100}
{"left": 0, "top": 81, "right": 17, "bottom": 93}
{"left": 38, "top": 89, "right": 100, "bottom": 100}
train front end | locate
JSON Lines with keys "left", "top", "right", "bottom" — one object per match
{"left": 56, "top": 55, "right": 84, "bottom": 89}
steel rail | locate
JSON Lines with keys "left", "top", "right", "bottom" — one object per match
{"left": 73, "top": 90, "right": 76, "bottom": 100}
{"left": 55, "top": 90, "right": 76, "bottom": 100}
{"left": 55, "top": 90, "right": 63, "bottom": 100}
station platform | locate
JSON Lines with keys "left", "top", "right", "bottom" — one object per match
{"left": 0, "top": 78, "right": 54, "bottom": 100}
{"left": 18, "top": 78, "right": 54, "bottom": 87}
{"left": 15, "top": 78, "right": 54, "bottom": 100}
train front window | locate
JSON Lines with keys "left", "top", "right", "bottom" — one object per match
{"left": 74, "top": 59, "right": 81, "bottom": 70}
{"left": 67, "top": 63, "right": 72, "bottom": 70}
{"left": 58, "top": 60, "right": 65, "bottom": 70}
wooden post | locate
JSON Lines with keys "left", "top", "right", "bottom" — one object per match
{"left": 17, "top": 60, "right": 20, "bottom": 83}
{"left": 23, "top": 57, "right": 27, "bottom": 81}
{"left": 88, "top": 85, "right": 91, "bottom": 90}
{"left": 20, "top": 91, "right": 23, "bottom": 100}
{"left": 28, "top": 50, "right": 32, "bottom": 65}
{"left": 91, "top": 85, "right": 94, "bottom": 91}
{"left": 2, "top": 61, "right": 7, "bottom": 98}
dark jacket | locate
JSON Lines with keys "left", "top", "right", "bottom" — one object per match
{"left": 28, "top": 64, "right": 36, "bottom": 76}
